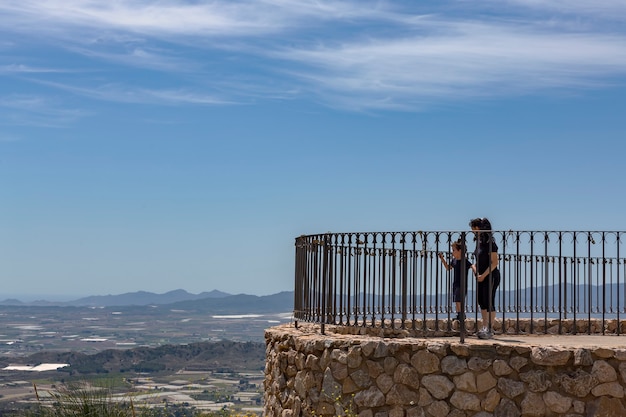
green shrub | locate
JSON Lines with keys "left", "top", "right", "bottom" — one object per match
{"left": 17, "top": 382, "right": 261, "bottom": 417}
{"left": 23, "top": 382, "right": 147, "bottom": 417}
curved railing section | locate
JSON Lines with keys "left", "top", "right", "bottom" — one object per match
{"left": 293, "top": 231, "right": 625, "bottom": 337}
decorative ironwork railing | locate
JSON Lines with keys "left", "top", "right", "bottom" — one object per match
{"left": 293, "top": 231, "right": 625, "bottom": 339}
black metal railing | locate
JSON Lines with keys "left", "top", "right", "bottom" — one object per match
{"left": 293, "top": 231, "right": 625, "bottom": 339}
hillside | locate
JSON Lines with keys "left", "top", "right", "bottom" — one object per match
{"left": 165, "top": 291, "right": 293, "bottom": 313}
{"left": 1, "top": 341, "right": 266, "bottom": 375}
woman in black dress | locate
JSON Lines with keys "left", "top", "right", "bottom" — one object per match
{"left": 470, "top": 217, "right": 500, "bottom": 339}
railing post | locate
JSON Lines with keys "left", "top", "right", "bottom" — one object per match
{"left": 420, "top": 233, "right": 428, "bottom": 332}
{"left": 401, "top": 248, "right": 408, "bottom": 329}
{"left": 460, "top": 232, "right": 467, "bottom": 343}
{"left": 529, "top": 232, "right": 535, "bottom": 334}
{"left": 320, "top": 234, "right": 331, "bottom": 334}
{"left": 294, "top": 236, "right": 302, "bottom": 329}
{"left": 618, "top": 232, "right": 621, "bottom": 336}
{"left": 543, "top": 232, "right": 550, "bottom": 334}
{"left": 573, "top": 232, "right": 578, "bottom": 335}
{"left": 585, "top": 232, "right": 595, "bottom": 334}
{"left": 602, "top": 232, "right": 607, "bottom": 335}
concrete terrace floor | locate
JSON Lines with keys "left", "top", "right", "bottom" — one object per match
{"left": 282, "top": 322, "right": 626, "bottom": 351}
{"left": 463, "top": 333, "right": 626, "bottom": 350}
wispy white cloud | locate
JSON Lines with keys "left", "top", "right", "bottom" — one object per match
{"left": 0, "top": 95, "right": 88, "bottom": 127}
{"left": 0, "top": 64, "right": 71, "bottom": 74}
{"left": 275, "top": 20, "right": 626, "bottom": 109}
{"left": 1, "top": 0, "right": 626, "bottom": 112}
{"left": 503, "top": 0, "right": 626, "bottom": 21}
{"left": 0, "top": 0, "right": 389, "bottom": 38}
{"left": 133, "top": 88, "right": 232, "bottom": 105}
{"left": 24, "top": 79, "right": 232, "bottom": 106}
{"left": 66, "top": 46, "right": 202, "bottom": 73}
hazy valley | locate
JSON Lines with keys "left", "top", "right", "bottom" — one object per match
{"left": 0, "top": 290, "right": 294, "bottom": 415}
{"left": 0, "top": 290, "right": 293, "bottom": 357}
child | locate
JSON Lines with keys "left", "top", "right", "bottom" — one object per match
{"left": 438, "top": 240, "right": 472, "bottom": 322}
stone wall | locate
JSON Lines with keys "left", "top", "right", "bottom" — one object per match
{"left": 264, "top": 323, "right": 626, "bottom": 417}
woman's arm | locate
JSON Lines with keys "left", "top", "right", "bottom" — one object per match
{"left": 477, "top": 251, "right": 498, "bottom": 282}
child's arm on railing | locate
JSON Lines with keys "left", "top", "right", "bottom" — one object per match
{"left": 438, "top": 253, "right": 452, "bottom": 271}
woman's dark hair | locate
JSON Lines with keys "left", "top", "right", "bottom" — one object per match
{"left": 469, "top": 217, "right": 492, "bottom": 230}
{"left": 470, "top": 217, "right": 493, "bottom": 243}
{"left": 469, "top": 218, "right": 482, "bottom": 229}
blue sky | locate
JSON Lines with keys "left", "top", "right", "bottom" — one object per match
{"left": 1, "top": 1, "right": 626, "bottom": 300}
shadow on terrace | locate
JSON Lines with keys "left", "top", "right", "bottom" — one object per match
{"left": 293, "top": 231, "right": 625, "bottom": 342}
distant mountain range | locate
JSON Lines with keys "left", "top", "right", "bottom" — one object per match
{"left": 4, "top": 281, "right": 613, "bottom": 314}
{"left": 0, "top": 289, "right": 290, "bottom": 309}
